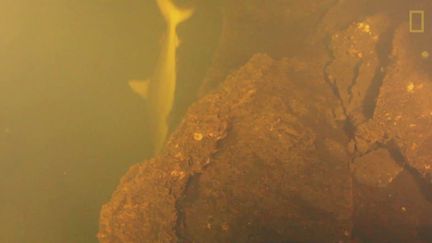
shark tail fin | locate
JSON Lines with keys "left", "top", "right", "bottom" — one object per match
{"left": 128, "top": 79, "right": 150, "bottom": 98}
{"left": 156, "top": 0, "right": 194, "bottom": 28}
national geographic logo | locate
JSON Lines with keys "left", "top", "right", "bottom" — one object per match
{"left": 409, "top": 10, "right": 425, "bottom": 33}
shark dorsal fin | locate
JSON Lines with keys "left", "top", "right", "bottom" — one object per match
{"left": 129, "top": 79, "right": 150, "bottom": 98}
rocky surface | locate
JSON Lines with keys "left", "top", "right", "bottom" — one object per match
{"left": 325, "top": 14, "right": 392, "bottom": 126}
{"left": 355, "top": 22, "right": 432, "bottom": 181}
{"left": 351, "top": 148, "right": 403, "bottom": 188}
{"left": 99, "top": 0, "right": 432, "bottom": 242}
{"left": 354, "top": 170, "right": 432, "bottom": 242}
{"left": 99, "top": 54, "right": 352, "bottom": 242}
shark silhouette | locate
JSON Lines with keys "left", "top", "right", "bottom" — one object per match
{"left": 129, "top": 0, "right": 194, "bottom": 154}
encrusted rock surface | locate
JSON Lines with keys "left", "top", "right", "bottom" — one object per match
{"left": 326, "top": 14, "right": 391, "bottom": 125}
{"left": 355, "top": 22, "right": 432, "bottom": 182}
{"left": 99, "top": 1, "right": 432, "bottom": 242}
{"left": 99, "top": 54, "right": 353, "bottom": 242}
{"left": 352, "top": 148, "right": 403, "bottom": 188}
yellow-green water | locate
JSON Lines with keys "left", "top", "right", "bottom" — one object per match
{"left": 4, "top": 0, "right": 428, "bottom": 242}
{"left": 0, "top": 1, "right": 221, "bottom": 242}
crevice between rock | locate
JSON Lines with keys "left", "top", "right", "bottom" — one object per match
{"left": 362, "top": 27, "right": 395, "bottom": 119}
{"left": 174, "top": 173, "right": 202, "bottom": 242}
{"left": 386, "top": 140, "right": 432, "bottom": 203}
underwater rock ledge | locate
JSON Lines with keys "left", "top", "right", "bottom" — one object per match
{"left": 98, "top": 1, "right": 432, "bottom": 241}
{"left": 98, "top": 53, "right": 353, "bottom": 242}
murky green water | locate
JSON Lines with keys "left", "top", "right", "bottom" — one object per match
{"left": 4, "top": 0, "right": 432, "bottom": 242}
{"left": 0, "top": 1, "right": 220, "bottom": 242}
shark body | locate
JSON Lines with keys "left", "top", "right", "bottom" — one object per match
{"left": 129, "top": 0, "right": 194, "bottom": 154}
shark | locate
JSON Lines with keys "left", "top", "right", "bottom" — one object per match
{"left": 128, "top": 0, "right": 194, "bottom": 154}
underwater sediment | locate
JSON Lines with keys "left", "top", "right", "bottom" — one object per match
{"left": 98, "top": 0, "right": 432, "bottom": 242}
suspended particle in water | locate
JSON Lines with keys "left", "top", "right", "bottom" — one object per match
{"left": 421, "top": 50, "right": 429, "bottom": 59}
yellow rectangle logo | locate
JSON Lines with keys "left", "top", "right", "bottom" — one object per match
{"left": 409, "top": 10, "right": 424, "bottom": 33}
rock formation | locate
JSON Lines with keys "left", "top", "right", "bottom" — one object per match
{"left": 99, "top": 0, "right": 432, "bottom": 242}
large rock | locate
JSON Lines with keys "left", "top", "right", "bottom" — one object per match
{"left": 326, "top": 14, "right": 391, "bottom": 125}
{"left": 354, "top": 170, "right": 432, "bottom": 242}
{"left": 98, "top": 54, "right": 353, "bottom": 242}
{"left": 355, "top": 22, "right": 432, "bottom": 181}
{"left": 98, "top": 1, "right": 432, "bottom": 242}
{"left": 351, "top": 148, "right": 403, "bottom": 188}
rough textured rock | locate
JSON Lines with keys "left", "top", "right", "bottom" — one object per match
{"left": 355, "top": 22, "right": 432, "bottom": 181}
{"left": 352, "top": 148, "right": 403, "bottom": 188}
{"left": 326, "top": 14, "right": 391, "bottom": 125}
{"left": 379, "top": 23, "right": 432, "bottom": 179}
{"left": 354, "top": 171, "right": 432, "bottom": 242}
{"left": 99, "top": 54, "right": 353, "bottom": 242}
{"left": 99, "top": 1, "right": 432, "bottom": 242}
